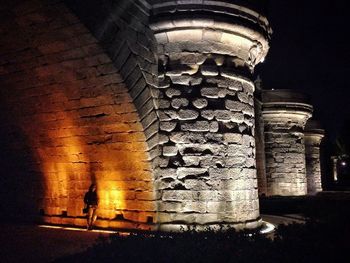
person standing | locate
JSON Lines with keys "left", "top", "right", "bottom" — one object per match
{"left": 84, "top": 184, "right": 98, "bottom": 230}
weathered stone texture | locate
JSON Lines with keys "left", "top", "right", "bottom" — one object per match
{"left": 304, "top": 121, "right": 324, "bottom": 195}
{"left": 262, "top": 90, "right": 313, "bottom": 196}
{"left": 153, "top": 40, "right": 262, "bottom": 230}
{"left": 0, "top": 0, "right": 155, "bottom": 228}
{"left": 254, "top": 82, "right": 267, "bottom": 196}
{"left": 0, "top": 0, "right": 272, "bottom": 231}
{"left": 149, "top": 0, "right": 271, "bottom": 230}
{"left": 65, "top": 0, "right": 159, "bottom": 161}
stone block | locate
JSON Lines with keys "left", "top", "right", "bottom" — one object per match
{"left": 231, "top": 112, "right": 245, "bottom": 123}
{"left": 165, "top": 88, "right": 181, "bottom": 98}
{"left": 228, "top": 145, "right": 253, "bottom": 157}
{"left": 162, "top": 145, "right": 178, "bottom": 156}
{"left": 180, "top": 121, "right": 210, "bottom": 132}
{"left": 162, "top": 190, "right": 193, "bottom": 201}
{"left": 178, "top": 109, "right": 199, "bottom": 120}
{"left": 201, "top": 110, "right": 215, "bottom": 120}
{"left": 158, "top": 134, "right": 169, "bottom": 144}
{"left": 170, "top": 132, "right": 206, "bottom": 143}
{"left": 200, "top": 87, "right": 220, "bottom": 98}
{"left": 214, "top": 110, "right": 231, "bottom": 121}
{"left": 170, "top": 75, "right": 202, "bottom": 86}
{"left": 209, "top": 121, "right": 219, "bottom": 132}
{"left": 225, "top": 100, "right": 246, "bottom": 111}
{"left": 160, "top": 121, "right": 177, "bottom": 132}
{"left": 192, "top": 98, "right": 208, "bottom": 109}
{"left": 158, "top": 99, "right": 171, "bottom": 109}
{"left": 158, "top": 201, "right": 183, "bottom": 212}
{"left": 237, "top": 92, "right": 250, "bottom": 104}
{"left": 184, "top": 179, "right": 210, "bottom": 190}
{"left": 182, "top": 156, "right": 201, "bottom": 166}
{"left": 224, "top": 133, "right": 242, "bottom": 144}
{"left": 171, "top": 98, "right": 189, "bottom": 109}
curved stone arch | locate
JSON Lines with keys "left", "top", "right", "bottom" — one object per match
{"left": 65, "top": 0, "right": 161, "bottom": 162}
{"left": 0, "top": 0, "right": 158, "bottom": 230}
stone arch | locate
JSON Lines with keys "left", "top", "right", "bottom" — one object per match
{"left": 65, "top": 0, "right": 160, "bottom": 162}
{"left": 0, "top": 0, "right": 156, "bottom": 229}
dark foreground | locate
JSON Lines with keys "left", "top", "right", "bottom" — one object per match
{"left": 54, "top": 220, "right": 349, "bottom": 263}
{"left": 2, "top": 193, "right": 350, "bottom": 263}
{"left": 56, "top": 193, "right": 350, "bottom": 263}
{"left": 0, "top": 223, "right": 108, "bottom": 263}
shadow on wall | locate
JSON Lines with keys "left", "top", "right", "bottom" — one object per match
{"left": 0, "top": 120, "right": 43, "bottom": 222}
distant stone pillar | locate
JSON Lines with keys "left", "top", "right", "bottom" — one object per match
{"left": 262, "top": 90, "right": 313, "bottom": 196}
{"left": 331, "top": 156, "right": 338, "bottom": 182}
{"left": 304, "top": 120, "right": 325, "bottom": 195}
{"left": 305, "top": 120, "right": 324, "bottom": 195}
{"left": 150, "top": 1, "right": 271, "bottom": 230}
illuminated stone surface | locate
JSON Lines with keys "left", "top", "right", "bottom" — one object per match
{"left": 150, "top": 0, "right": 271, "bottom": 230}
{"left": 0, "top": 0, "right": 275, "bottom": 231}
{"left": 0, "top": 0, "right": 156, "bottom": 228}
{"left": 254, "top": 78, "right": 268, "bottom": 196}
{"left": 305, "top": 120, "right": 325, "bottom": 195}
{"left": 331, "top": 156, "right": 339, "bottom": 182}
{"left": 262, "top": 90, "right": 313, "bottom": 196}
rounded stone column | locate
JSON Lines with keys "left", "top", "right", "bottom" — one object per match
{"left": 331, "top": 156, "right": 339, "bottom": 182}
{"left": 262, "top": 90, "right": 313, "bottom": 196}
{"left": 150, "top": 1, "right": 271, "bottom": 230}
{"left": 305, "top": 120, "right": 325, "bottom": 195}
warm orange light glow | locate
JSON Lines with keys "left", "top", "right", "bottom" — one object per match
{"left": 38, "top": 224, "right": 130, "bottom": 235}
{"left": 16, "top": 76, "right": 156, "bottom": 227}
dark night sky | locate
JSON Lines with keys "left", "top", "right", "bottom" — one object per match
{"left": 256, "top": 0, "right": 350, "bottom": 143}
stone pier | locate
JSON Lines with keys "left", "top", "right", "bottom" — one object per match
{"left": 331, "top": 156, "right": 339, "bottom": 182}
{"left": 150, "top": 1, "right": 271, "bottom": 230}
{"left": 262, "top": 90, "right": 313, "bottom": 196}
{"left": 304, "top": 120, "right": 325, "bottom": 195}
{"left": 254, "top": 78, "right": 268, "bottom": 196}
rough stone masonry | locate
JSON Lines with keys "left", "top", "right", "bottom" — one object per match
{"left": 261, "top": 90, "right": 313, "bottom": 196}
{"left": 304, "top": 120, "right": 325, "bottom": 195}
{"left": 150, "top": 0, "right": 271, "bottom": 230}
{"left": 0, "top": 0, "right": 325, "bottom": 231}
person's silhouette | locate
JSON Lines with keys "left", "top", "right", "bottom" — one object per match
{"left": 84, "top": 184, "right": 98, "bottom": 230}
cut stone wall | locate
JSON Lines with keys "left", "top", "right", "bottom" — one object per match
{"left": 0, "top": 0, "right": 272, "bottom": 231}
{"left": 262, "top": 90, "right": 313, "bottom": 196}
{"left": 65, "top": 0, "right": 160, "bottom": 161}
{"left": 305, "top": 120, "right": 324, "bottom": 195}
{"left": 0, "top": 0, "right": 155, "bottom": 229}
{"left": 254, "top": 79, "right": 267, "bottom": 196}
{"left": 150, "top": 0, "right": 271, "bottom": 230}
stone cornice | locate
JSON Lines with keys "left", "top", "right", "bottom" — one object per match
{"left": 305, "top": 120, "right": 325, "bottom": 138}
{"left": 304, "top": 133, "right": 324, "bottom": 146}
{"left": 150, "top": 0, "right": 271, "bottom": 35}
{"left": 261, "top": 89, "right": 313, "bottom": 125}
{"left": 149, "top": 0, "right": 271, "bottom": 71}
{"left": 261, "top": 109, "right": 313, "bottom": 128}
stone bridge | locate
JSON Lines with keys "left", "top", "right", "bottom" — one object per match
{"left": 0, "top": 0, "right": 323, "bottom": 231}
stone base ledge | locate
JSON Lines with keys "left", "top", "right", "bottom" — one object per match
{"left": 157, "top": 218, "right": 262, "bottom": 232}
{"left": 39, "top": 216, "right": 155, "bottom": 232}
{"left": 38, "top": 216, "right": 262, "bottom": 232}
